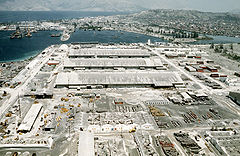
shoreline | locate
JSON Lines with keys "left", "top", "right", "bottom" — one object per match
{"left": 1, "top": 29, "right": 240, "bottom": 63}
{"left": 0, "top": 51, "right": 40, "bottom": 63}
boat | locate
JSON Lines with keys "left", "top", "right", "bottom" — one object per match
{"left": 10, "top": 33, "right": 23, "bottom": 39}
{"left": 31, "top": 29, "right": 37, "bottom": 33}
{"left": 10, "top": 26, "right": 23, "bottom": 39}
{"left": 51, "top": 34, "right": 61, "bottom": 37}
{"left": 112, "top": 35, "right": 118, "bottom": 39}
{"left": 61, "top": 34, "right": 70, "bottom": 41}
{"left": 25, "top": 28, "right": 32, "bottom": 38}
{"left": 60, "top": 30, "right": 70, "bottom": 41}
{"left": 25, "top": 33, "right": 32, "bottom": 38}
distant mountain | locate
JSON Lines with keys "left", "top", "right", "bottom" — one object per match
{"left": 130, "top": 9, "right": 240, "bottom": 23}
{"left": 229, "top": 9, "right": 240, "bottom": 14}
{"left": 1, "top": 0, "right": 240, "bottom": 13}
{"left": 0, "top": 0, "right": 188, "bottom": 12}
{"left": 0, "top": 0, "right": 148, "bottom": 12}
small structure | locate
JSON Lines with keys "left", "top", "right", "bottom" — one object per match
{"left": 25, "top": 91, "right": 53, "bottom": 99}
{"left": 187, "top": 54, "right": 196, "bottom": 58}
{"left": 185, "top": 66, "right": 196, "bottom": 72}
{"left": 165, "top": 53, "right": 178, "bottom": 58}
{"left": 206, "top": 60, "right": 214, "bottom": 63}
{"left": 47, "top": 60, "right": 59, "bottom": 66}
{"left": 229, "top": 91, "right": 240, "bottom": 105}
{"left": 196, "top": 93, "right": 208, "bottom": 99}
{"left": 114, "top": 98, "right": 124, "bottom": 105}
{"left": 193, "top": 66, "right": 204, "bottom": 72}
{"left": 234, "top": 72, "right": 240, "bottom": 77}
{"left": 58, "top": 44, "right": 68, "bottom": 52}
{"left": 178, "top": 52, "right": 186, "bottom": 57}
{"left": 207, "top": 66, "right": 218, "bottom": 72}
{"left": 195, "top": 55, "right": 201, "bottom": 59}
{"left": 210, "top": 73, "right": 219, "bottom": 78}
{"left": 168, "top": 97, "right": 181, "bottom": 104}
{"left": 199, "top": 65, "right": 207, "bottom": 69}
{"left": 197, "top": 60, "right": 204, "bottom": 64}
{"left": 180, "top": 92, "right": 192, "bottom": 102}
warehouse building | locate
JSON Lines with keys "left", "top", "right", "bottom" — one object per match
{"left": 18, "top": 104, "right": 43, "bottom": 133}
{"left": 78, "top": 132, "right": 94, "bottom": 156}
{"left": 68, "top": 48, "right": 152, "bottom": 58}
{"left": 180, "top": 92, "right": 192, "bottom": 102}
{"left": 54, "top": 72, "right": 183, "bottom": 88}
{"left": 63, "top": 58, "right": 165, "bottom": 70}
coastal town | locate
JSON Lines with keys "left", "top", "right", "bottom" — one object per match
{"left": 1, "top": 9, "right": 240, "bottom": 42}
{"left": 0, "top": 8, "right": 240, "bottom": 156}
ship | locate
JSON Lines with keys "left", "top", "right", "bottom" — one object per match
{"left": 25, "top": 28, "right": 32, "bottom": 38}
{"left": 51, "top": 34, "right": 61, "bottom": 37}
{"left": 60, "top": 30, "right": 70, "bottom": 41}
{"left": 31, "top": 29, "right": 37, "bottom": 33}
{"left": 10, "top": 33, "right": 23, "bottom": 39}
{"left": 10, "top": 26, "right": 23, "bottom": 39}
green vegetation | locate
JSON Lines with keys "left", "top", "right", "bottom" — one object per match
{"left": 210, "top": 43, "right": 214, "bottom": 49}
{"left": 230, "top": 43, "right": 233, "bottom": 50}
{"left": 214, "top": 44, "right": 240, "bottom": 62}
{"left": 196, "top": 36, "right": 213, "bottom": 41}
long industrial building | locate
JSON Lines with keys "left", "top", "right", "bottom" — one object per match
{"left": 18, "top": 104, "right": 43, "bottom": 133}
{"left": 63, "top": 58, "right": 165, "bottom": 70}
{"left": 54, "top": 72, "right": 183, "bottom": 88}
{"left": 68, "top": 48, "right": 153, "bottom": 58}
{"left": 78, "top": 132, "right": 94, "bottom": 156}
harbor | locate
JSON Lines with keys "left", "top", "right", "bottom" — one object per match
{"left": 0, "top": 30, "right": 165, "bottom": 62}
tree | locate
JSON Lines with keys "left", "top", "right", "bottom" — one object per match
{"left": 230, "top": 43, "right": 233, "bottom": 50}
{"left": 210, "top": 43, "right": 214, "bottom": 49}
{"left": 223, "top": 48, "right": 228, "bottom": 54}
{"left": 214, "top": 46, "right": 221, "bottom": 53}
{"left": 219, "top": 44, "right": 224, "bottom": 49}
{"left": 192, "top": 32, "right": 199, "bottom": 38}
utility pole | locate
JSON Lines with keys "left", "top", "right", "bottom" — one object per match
{"left": 18, "top": 93, "right": 21, "bottom": 118}
{"left": 69, "top": 123, "right": 71, "bottom": 137}
{"left": 159, "top": 127, "right": 162, "bottom": 137}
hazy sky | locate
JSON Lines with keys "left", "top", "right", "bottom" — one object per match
{"left": 186, "top": 0, "right": 240, "bottom": 12}
{"left": 0, "top": 0, "right": 240, "bottom": 12}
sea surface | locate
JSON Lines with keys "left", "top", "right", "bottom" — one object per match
{"left": 0, "top": 30, "right": 166, "bottom": 62}
{"left": 193, "top": 35, "right": 240, "bottom": 44}
{"left": 0, "top": 11, "right": 127, "bottom": 23}
{"left": 1, "top": 11, "right": 240, "bottom": 62}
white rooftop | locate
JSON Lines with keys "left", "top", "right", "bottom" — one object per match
{"left": 59, "top": 44, "right": 68, "bottom": 50}
{"left": 78, "top": 132, "right": 94, "bottom": 156}
{"left": 63, "top": 58, "right": 163, "bottom": 68}
{"left": 18, "top": 104, "right": 43, "bottom": 132}
{"left": 68, "top": 48, "right": 151, "bottom": 57}
{"left": 55, "top": 71, "right": 183, "bottom": 87}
